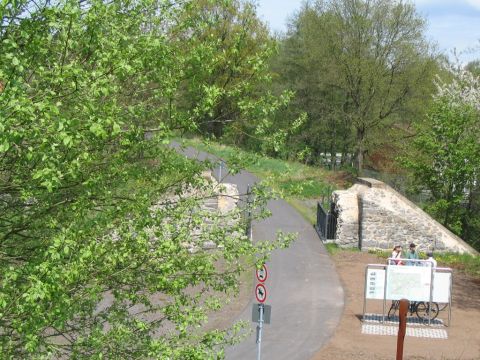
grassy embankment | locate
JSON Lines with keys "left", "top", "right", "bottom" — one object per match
{"left": 181, "top": 138, "right": 349, "bottom": 225}
{"left": 182, "top": 138, "right": 479, "bottom": 278}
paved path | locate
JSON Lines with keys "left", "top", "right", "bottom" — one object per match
{"left": 173, "top": 143, "right": 344, "bottom": 360}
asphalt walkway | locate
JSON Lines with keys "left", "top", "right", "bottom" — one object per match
{"left": 173, "top": 143, "right": 344, "bottom": 360}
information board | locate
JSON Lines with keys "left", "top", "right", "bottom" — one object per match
{"left": 433, "top": 272, "right": 451, "bottom": 303}
{"left": 365, "top": 268, "right": 385, "bottom": 300}
{"left": 364, "top": 265, "right": 452, "bottom": 308}
{"left": 386, "top": 265, "right": 432, "bottom": 301}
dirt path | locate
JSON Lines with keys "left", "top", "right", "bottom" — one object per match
{"left": 312, "top": 251, "right": 480, "bottom": 360}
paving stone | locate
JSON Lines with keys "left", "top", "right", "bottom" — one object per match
{"left": 361, "top": 324, "right": 448, "bottom": 339}
{"left": 361, "top": 313, "right": 448, "bottom": 339}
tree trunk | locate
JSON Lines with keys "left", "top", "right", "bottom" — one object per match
{"left": 355, "top": 127, "right": 365, "bottom": 175}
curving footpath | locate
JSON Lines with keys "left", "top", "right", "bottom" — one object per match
{"left": 173, "top": 144, "right": 344, "bottom": 360}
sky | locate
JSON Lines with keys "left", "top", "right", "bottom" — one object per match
{"left": 256, "top": 0, "right": 480, "bottom": 63}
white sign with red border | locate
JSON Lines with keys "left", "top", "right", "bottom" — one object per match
{"left": 256, "top": 264, "right": 268, "bottom": 283}
{"left": 255, "top": 283, "right": 267, "bottom": 303}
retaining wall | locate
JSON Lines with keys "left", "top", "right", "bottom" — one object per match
{"left": 332, "top": 178, "right": 477, "bottom": 254}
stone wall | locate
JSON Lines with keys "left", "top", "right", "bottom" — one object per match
{"left": 332, "top": 178, "right": 477, "bottom": 254}
{"left": 332, "top": 188, "right": 359, "bottom": 248}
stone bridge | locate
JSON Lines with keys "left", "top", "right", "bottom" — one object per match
{"left": 332, "top": 178, "right": 477, "bottom": 254}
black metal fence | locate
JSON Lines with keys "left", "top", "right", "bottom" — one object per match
{"left": 315, "top": 202, "right": 337, "bottom": 241}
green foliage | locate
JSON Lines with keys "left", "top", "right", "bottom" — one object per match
{"left": 271, "top": 0, "right": 438, "bottom": 172}
{"left": 0, "top": 0, "right": 293, "bottom": 357}
{"left": 176, "top": 0, "right": 303, "bottom": 157}
{"left": 434, "top": 252, "right": 480, "bottom": 277}
{"left": 465, "top": 60, "right": 480, "bottom": 77}
{"left": 402, "top": 69, "right": 480, "bottom": 250}
{"left": 325, "top": 243, "right": 340, "bottom": 255}
{"left": 278, "top": 178, "right": 331, "bottom": 199}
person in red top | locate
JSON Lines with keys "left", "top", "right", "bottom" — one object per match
{"left": 390, "top": 245, "right": 404, "bottom": 265}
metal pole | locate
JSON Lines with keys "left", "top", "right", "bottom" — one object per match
{"left": 448, "top": 270, "right": 453, "bottom": 327}
{"left": 256, "top": 304, "right": 264, "bottom": 360}
{"left": 396, "top": 299, "right": 409, "bottom": 360}
{"left": 363, "top": 266, "right": 368, "bottom": 321}
{"left": 429, "top": 265, "right": 434, "bottom": 326}
{"left": 383, "top": 265, "right": 388, "bottom": 323}
{"left": 247, "top": 184, "right": 252, "bottom": 240}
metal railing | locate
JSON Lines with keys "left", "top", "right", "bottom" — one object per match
{"left": 315, "top": 202, "right": 337, "bottom": 241}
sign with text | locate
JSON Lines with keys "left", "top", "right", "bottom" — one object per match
{"left": 386, "top": 265, "right": 432, "bottom": 301}
{"left": 365, "top": 267, "right": 452, "bottom": 302}
{"left": 365, "top": 268, "right": 386, "bottom": 300}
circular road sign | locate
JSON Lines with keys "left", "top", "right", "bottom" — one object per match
{"left": 255, "top": 283, "right": 267, "bottom": 303}
{"left": 256, "top": 264, "right": 268, "bottom": 283}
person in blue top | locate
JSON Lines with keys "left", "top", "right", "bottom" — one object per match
{"left": 406, "top": 242, "right": 419, "bottom": 265}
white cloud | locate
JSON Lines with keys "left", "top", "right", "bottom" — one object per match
{"left": 414, "top": 0, "right": 480, "bottom": 9}
{"left": 466, "top": 0, "right": 480, "bottom": 10}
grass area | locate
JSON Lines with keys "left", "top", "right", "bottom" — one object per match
{"left": 325, "top": 243, "right": 341, "bottom": 255}
{"left": 180, "top": 138, "right": 348, "bottom": 225}
{"left": 325, "top": 243, "right": 361, "bottom": 255}
{"left": 434, "top": 252, "right": 480, "bottom": 277}
{"left": 288, "top": 198, "right": 317, "bottom": 225}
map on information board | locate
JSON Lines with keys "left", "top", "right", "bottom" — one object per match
{"left": 386, "top": 265, "right": 432, "bottom": 301}
{"left": 364, "top": 265, "right": 451, "bottom": 302}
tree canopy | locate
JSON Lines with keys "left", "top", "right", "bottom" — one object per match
{"left": 0, "top": 0, "right": 291, "bottom": 357}
{"left": 270, "top": 0, "right": 438, "bottom": 171}
{"left": 403, "top": 68, "right": 480, "bottom": 250}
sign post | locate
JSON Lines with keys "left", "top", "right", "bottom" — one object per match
{"left": 252, "top": 264, "right": 269, "bottom": 360}
{"left": 256, "top": 303, "right": 264, "bottom": 360}
{"left": 396, "top": 299, "right": 409, "bottom": 360}
{"left": 218, "top": 160, "right": 225, "bottom": 181}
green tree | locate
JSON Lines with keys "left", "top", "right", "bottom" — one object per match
{"left": 403, "top": 69, "right": 480, "bottom": 249}
{"left": 156, "top": 0, "right": 300, "bottom": 157}
{"left": 177, "top": 0, "right": 274, "bottom": 137}
{"left": 272, "top": 0, "right": 438, "bottom": 172}
{"left": 0, "top": 0, "right": 291, "bottom": 357}
{"left": 270, "top": 5, "right": 353, "bottom": 165}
